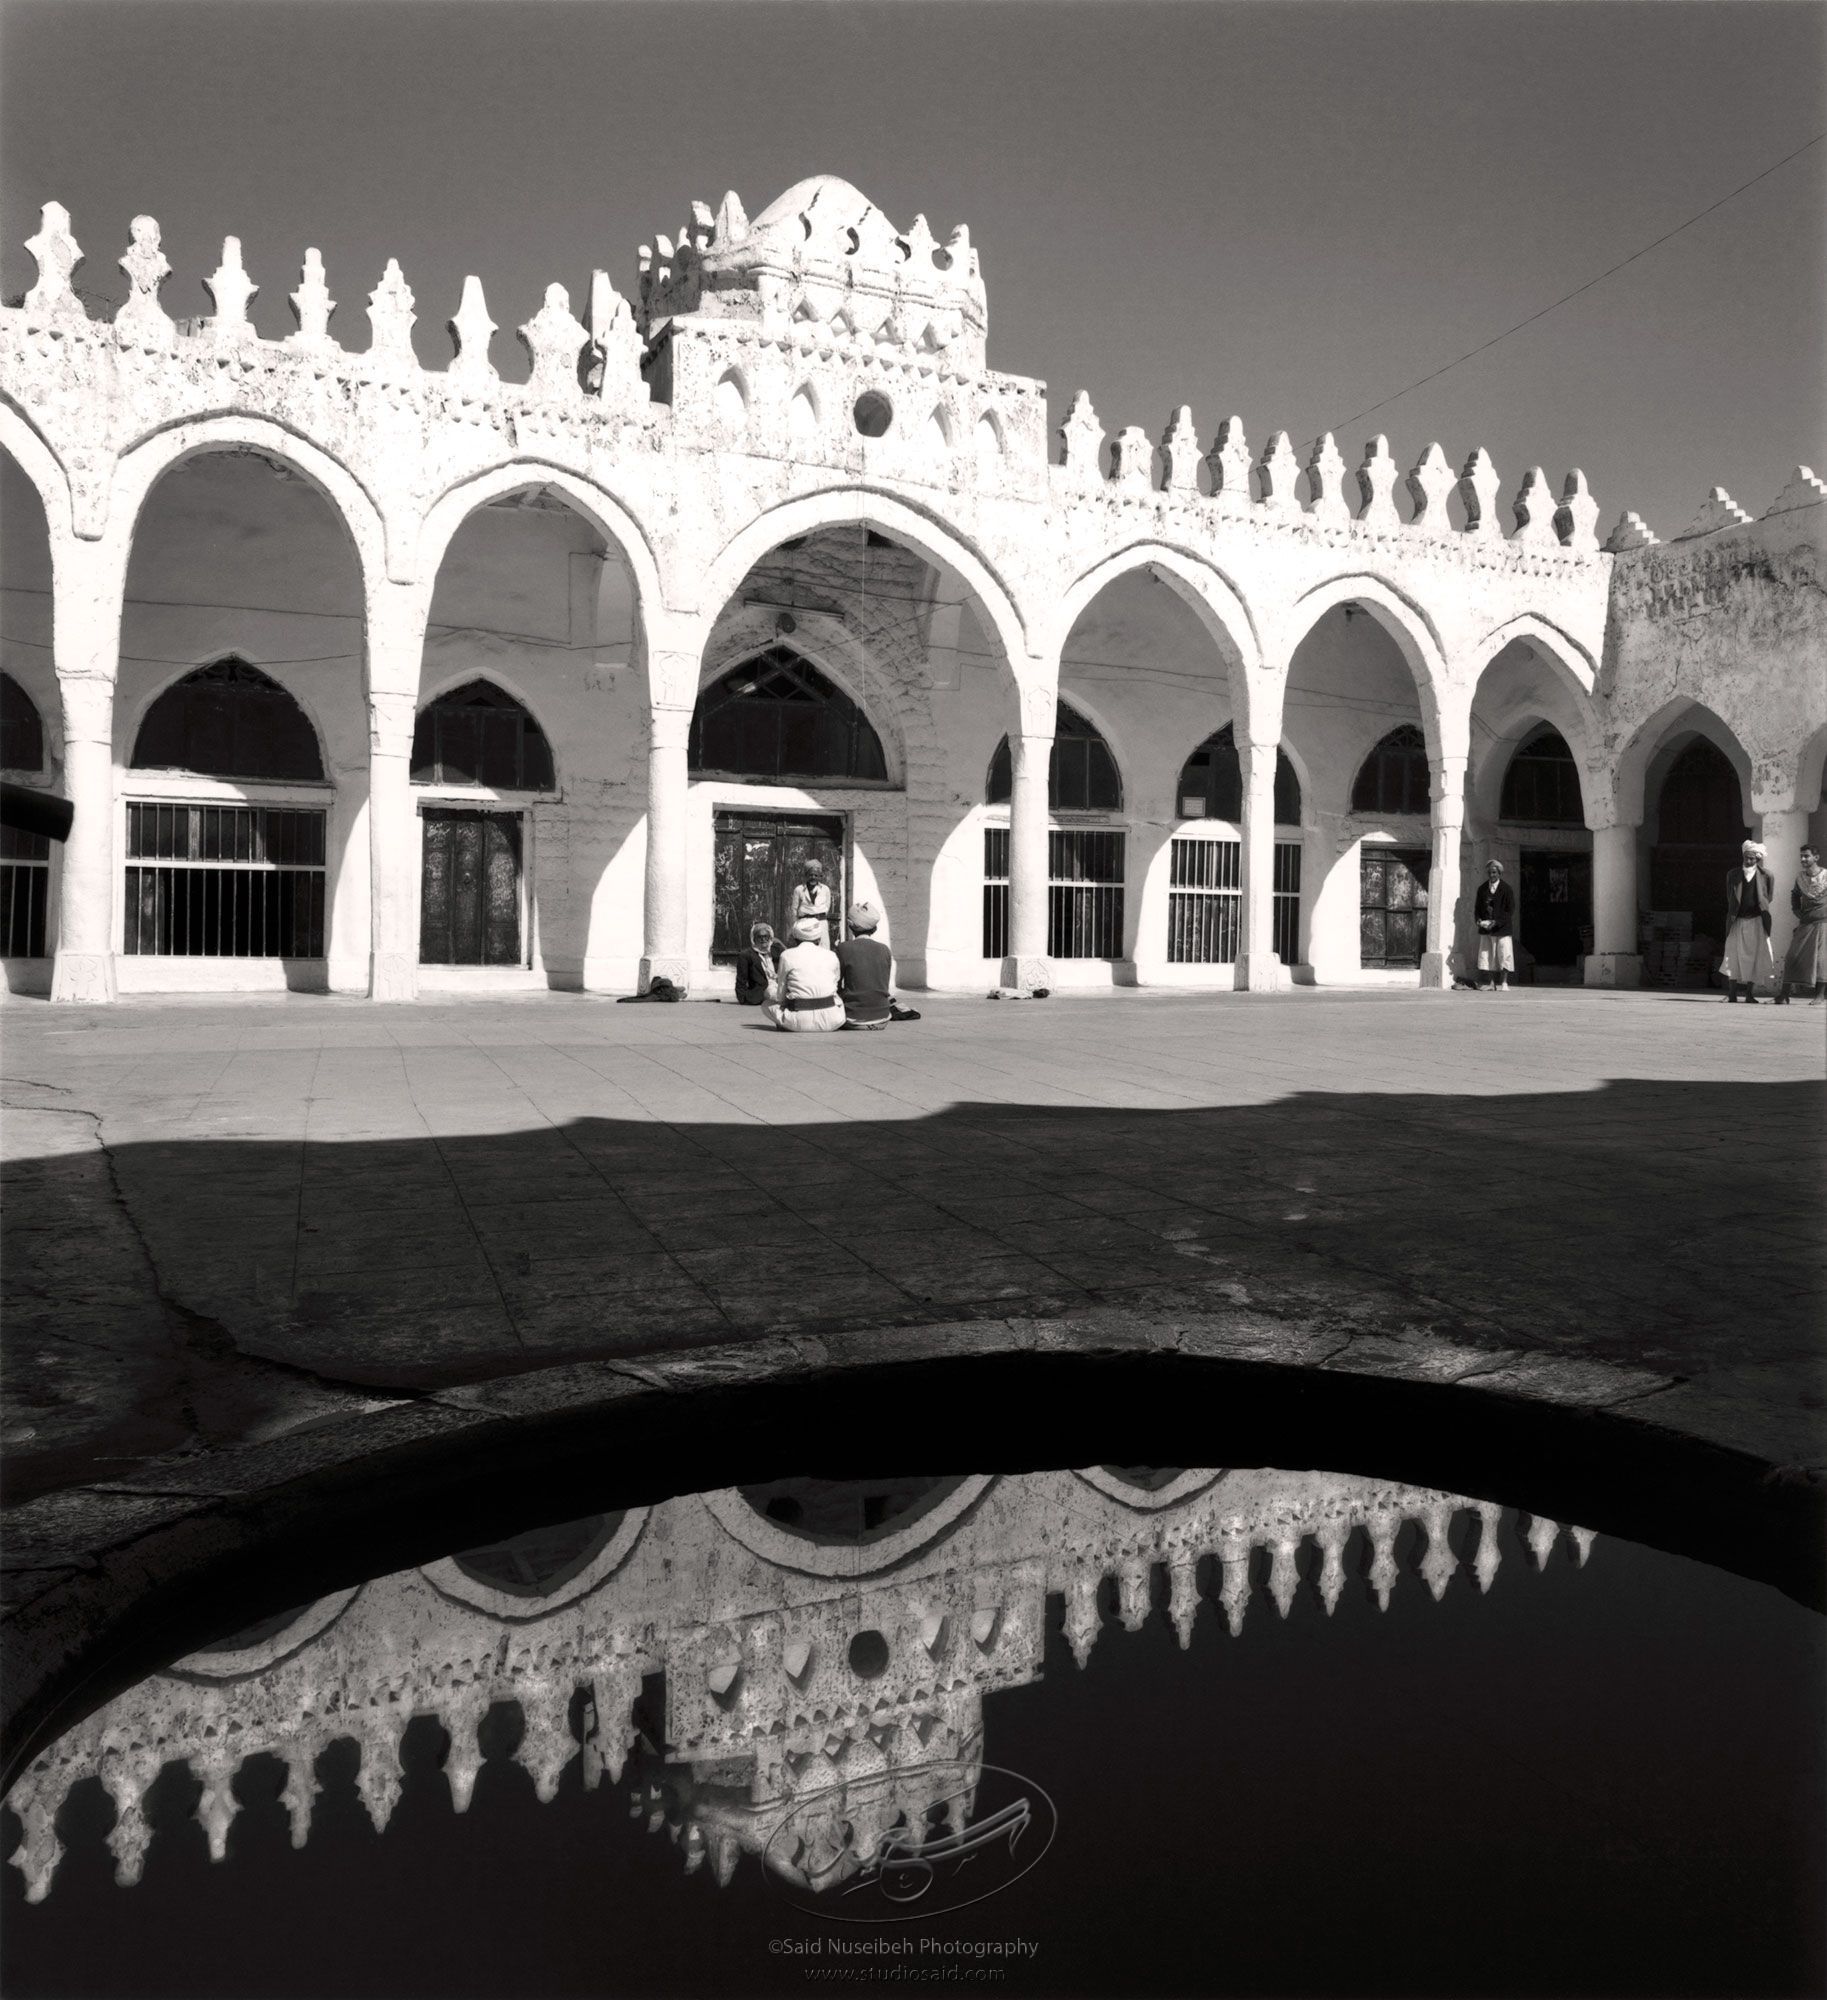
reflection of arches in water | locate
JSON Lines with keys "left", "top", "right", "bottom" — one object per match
{"left": 738, "top": 1475, "right": 963, "bottom": 1543}
{"left": 451, "top": 1512, "right": 627, "bottom": 1598}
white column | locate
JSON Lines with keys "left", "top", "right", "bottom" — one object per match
{"left": 50, "top": 675, "right": 117, "bottom": 1003}
{"left": 1758, "top": 804, "right": 1808, "bottom": 985}
{"left": 1584, "top": 820, "right": 1642, "bottom": 988}
{"left": 640, "top": 703, "right": 693, "bottom": 992}
{"left": 1004, "top": 721, "right": 1054, "bottom": 992}
{"left": 1420, "top": 753, "right": 1467, "bottom": 989}
{"left": 364, "top": 581, "right": 430, "bottom": 1002}
{"left": 49, "top": 537, "right": 127, "bottom": 1004}
{"left": 1235, "top": 736, "right": 1287, "bottom": 991}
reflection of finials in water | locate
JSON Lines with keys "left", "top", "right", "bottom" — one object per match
{"left": 4, "top": 1468, "right": 1594, "bottom": 1902}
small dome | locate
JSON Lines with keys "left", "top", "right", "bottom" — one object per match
{"left": 751, "top": 176, "right": 880, "bottom": 236}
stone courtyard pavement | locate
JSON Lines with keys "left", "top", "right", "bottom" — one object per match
{"left": 3, "top": 984, "right": 1823, "bottom": 1514}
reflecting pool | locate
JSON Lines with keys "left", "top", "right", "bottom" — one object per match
{"left": 4, "top": 1465, "right": 1822, "bottom": 1997}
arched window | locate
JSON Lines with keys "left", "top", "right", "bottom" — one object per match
{"left": 1499, "top": 725, "right": 1584, "bottom": 825}
{"left": 1350, "top": 724, "right": 1431, "bottom": 816}
{"left": 1655, "top": 738, "right": 1745, "bottom": 843}
{"left": 1, "top": 673, "right": 45, "bottom": 773}
{"left": 690, "top": 647, "right": 888, "bottom": 784}
{"left": 986, "top": 701, "right": 1122, "bottom": 812}
{"left": 1176, "top": 725, "right": 1301, "bottom": 825}
{"left": 412, "top": 680, "right": 555, "bottom": 790}
{"left": 132, "top": 658, "right": 324, "bottom": 782}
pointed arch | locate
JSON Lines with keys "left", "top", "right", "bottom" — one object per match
{"left": 1175, "top": 724, "right": 1301, "bottom": 826}
{"left": 693, "top": 488, "right": 1033, "bottom": 678}
{"left": 412, "top": 678, "right": 556, "bottom": 791}
{"left": 130, "top": 656, "right": 326, "bottom": 782}
{"left": 1, "top": 671, "right": 46, "bottom": 774}
{"left": 1285, "top": 572, "right": 1452, "bottom": 760}
{"left": 1056, "top": 543, "right": 1262, "bottom": 697}
{"left": 0, "top": 405, "right": 74, "bottom": 545}
{"left": 110, "top": 416, "right": 388, "bottom": 589}
{"left": 1496, "top": 722, "right": 1585, "bottom": 825}
{"left": 714, "top": 366, "right": 750, "bottom": 432}
{"left": 1470, "top": 612, "right": 1598, "bottom": 697}
{"left": 986, "top": 698, "right": 1121, "bottom": 811}
{"left": 1613, "top": 698, "right": 1755, "bottom": 829}
{"left": 1350, "top": 724, "right": 1432, "bottom": 817}
{"left": 690, "top": 645, "right": 890, "bottom": 785}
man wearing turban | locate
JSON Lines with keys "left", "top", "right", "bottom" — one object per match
{"left": 1722, "top": 839, "right": 1776, "bottom": 1002}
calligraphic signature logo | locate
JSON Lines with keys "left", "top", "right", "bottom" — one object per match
{"left": 763, "top": 1759, "right": 1056, "bottom": 1924}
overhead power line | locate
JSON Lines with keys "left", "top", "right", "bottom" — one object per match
{"left": 1329, "top": 130, "right": 1826, "bottom": 434}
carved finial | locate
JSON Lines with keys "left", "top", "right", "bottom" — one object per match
{"left": 447, "top": 275, "right": 498, "bottom": 386}
{"left": 1060, "top": 390, "right": 1104, "bottom": 486}
{"left": 519, "top": 281, "right": 590, "bottom": 399}
{"left": 1257, "top": 430, "right": 1301, "bottom": 513}
{"left": 6, "top": 1778, "right": 63, "bottom": 1903}
{"left": 1356, "top": 435, "right": 1401, "bottom": 530}
{"left": 904, "top": 213, "right": 938, "bottom": 269}
{"left": 115, "top": 215, "right": 174, "bottom": 349}
{"left": 1406, "top": 443, "right": 1455, "bottom": 533}
{"left": 1218, "top": 1553, "right": 1251, "bottom": 1636}
{"left": 1764, "top": 465, "right": 1827, "bottom": 517}
{"left": 585, "top": 271, "right": 641, "bottom": 399}
{"left": 1367, "top": 1512, "right": 1399, "bottom": 1609}
{"left": 194, "top": 1747, "right": 242, "bottom": 1863}
{"left": 516, "top": 1689, "right": 578, "bottom": 1803}
{"left": 1570, "top": 1527, "right": 1596, "bottom": 1567}
{"left": 1159, "top": 406, "right": 1200, "bottom": 492}
{"left": 366, "top": 257, "right": 417, "bottom": 366}
{"left": 24, "top": 201, "right": 85, "bottom": 323}
{"left": 1511, "top": 466, "right": 1559, "bottom": 546}
{"left": 713, "top": 189, "right": 749, "bottom": 246}
{"left": 1064, "top": 1570, "right": 1101, "bottom": 1666}
{"left": 1316, "top": 1521, "right": 1348, "bottom": 1615}
{"left": 1525, "top": 1514, "right": 1560, "bottom": 1570}
{"left": 1268, "top": 1537, "right": 1300, "bottom": 1618}
{"left": 1419, "top": 1501, "right": 1459, "bottom": 1602}
{"left": 1474, "top": 1503, "right": 1503, "bottom": 1593}
{"left": 1457, "top": 447, "right": 1502, "bottom": 536}
{"left": 688, "top": 199, "right": 716, "bottom": 250}
{"left": 354, "top": 1715, "right": 405, "bottom": 1832}
{"left": 1556, "top": 469, "right": 1601, "bottom": 550}
{"left": 289, "top": 248, "right": 336, "bottom": 347}
{"left": 203, "top": 236, "right": 258, "bottom": 344}
{"left": 1110, "top": 424, "right": 1154, "bottom": 493}
{"left": 279, "top": 1747, "right": 320, "bottom": 1848}
{"left": 1116, "top": 1561, "right": 1151, "bottom": 1631}
{"left": 1206, "top": 416, "right": 1252, "bottom": 511}
{"left": 1677, "top": 486, "right": 1754, "bottom": 539}
{"left": 1602, "top": 508, "right": 1660, "bottom": 552}
{"left": 1304, "top": 432, "right": 1351, "bottom": 524}
{"left": 1168, "top": 1556, "right": 1200, "bottom": 1649}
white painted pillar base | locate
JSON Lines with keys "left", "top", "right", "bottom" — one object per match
{"left": 1235, "top": 739, "right": 1286, "bottom": 991}
{"left": 50, "top": 681, "right": 117, "bottom": 1004}
{"left": 1584, "top": 821, "right": 1642, "bottom": 989}
{"left": 1419, "top": 755, "right": 1466, "bottom": 990}
{"left": 1758, "top": 806, "right": 1808, "bottom": 981}
{"left": 640, "top": 704, "right": 693, "bottom": 993}
{"left": 1003, "top": 725, "right": 1053, "bottom": 993}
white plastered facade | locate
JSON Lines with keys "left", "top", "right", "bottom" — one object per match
{"left": 2, "top": 181, "right": 1822, "bottom": 1002}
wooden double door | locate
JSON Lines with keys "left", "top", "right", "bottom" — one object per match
{"left": 420, "top": 809, "right": 524, "bottom": 965}
{"left": 1360, "top": 847, "right": 1431, "bottom": 968}
{"left": 712, "top": 811, "right": 846, "bottom": 963}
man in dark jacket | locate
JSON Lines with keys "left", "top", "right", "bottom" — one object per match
{"left": 1473, "top": 859, "right": 1516, "bottom": 990}
{"left": 834, "top": 903, "right": 894, "bottom": 1029}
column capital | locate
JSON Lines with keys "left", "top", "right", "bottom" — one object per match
{"left": 368, "top": 687, "right": 417, "bottom": 754}
{"left": 57, "top": 673, "right": 115, "bottom": 743}
{"left": 648, "top": 703, "right": 694, "bottom": 752}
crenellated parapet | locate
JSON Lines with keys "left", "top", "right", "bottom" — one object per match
{"left": 3, "top": 1467, "right": 1591, "bottom": 1904}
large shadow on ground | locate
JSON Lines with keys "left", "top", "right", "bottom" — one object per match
{"left": 2, "top": 1075, "right": 1822, "bottom": 1778}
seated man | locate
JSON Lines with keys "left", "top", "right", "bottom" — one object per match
{"left": 734, "top": 922, "right": 777, "bottom": 1007}
{"left": 834, "top": 903, "right": 894, "bottom": 1029}
{"left": 763, "top": 918, "right": 845, "bottom": 1032}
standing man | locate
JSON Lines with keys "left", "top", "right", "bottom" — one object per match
{"left": 1722, "top": 838, "right": 1775, "bottom": 1003}
{"left": 1473, "top": 859, "right": 1516, "bottom": 990}
{"left": 834, "top": 903, "right": 894, "bottom": 1030}
{"left": 790, "top": 858, "right": 833, "bottom": 948}
{"left": 1775, "top": 841, "right": 1826, "bottom": 1005}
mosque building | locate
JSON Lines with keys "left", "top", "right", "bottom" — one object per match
{"left": 2, "top": 176, "right": 1822, "bottom": 1001}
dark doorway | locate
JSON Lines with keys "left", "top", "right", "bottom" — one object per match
{"left": 420, "top": 809, "right": 523, "bottom": 965}
{"left": 1360, "top": 847, "right": 1430, "bottom": 968}
{"left": 1520, "top": 849, "right": 1592, "bottom": 972}
{"left": 712, "top": 811, "right": 846, "bottom": 964}
{"left": 1649, "top": 738, "right": 1748, "bottom": 954}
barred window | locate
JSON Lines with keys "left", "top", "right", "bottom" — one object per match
{"left": 985, "top": 702, "right": 1122, "bottom": 812}
{"left": 690, "top": 648, "right": 888, "bottom": 784}
{"left": 1175, "top": 726, "right": 1301, "bottom": 825}
{"left": 1165, "top": 838, "right": 1302, "bottom": 964}
{"left": 412, "top": 680, "right": 555, "bottom": 791}
{"left": 982, "top": 825, "right": 1126, "bottom": 959}
{"left": 1350, "top": 724, "right": 1431, "bottom": 816}
{"left": 132, "top": 658, "right": 324, "bottom": 782}
{"left": 1, "top": 673, "right": 45, "bottom": 773}
{"left": 1, "top": 823, "right": 50, "bottom": 957}
{"left": 1500, "top": 726, "right": 1584, "bottom": 825}
{"left": 124, "top": 803, "right": 326, "bottom": 957}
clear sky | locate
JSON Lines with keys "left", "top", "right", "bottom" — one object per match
{"left": 2, "top": 0, "right": 1821, "bottom": 540}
